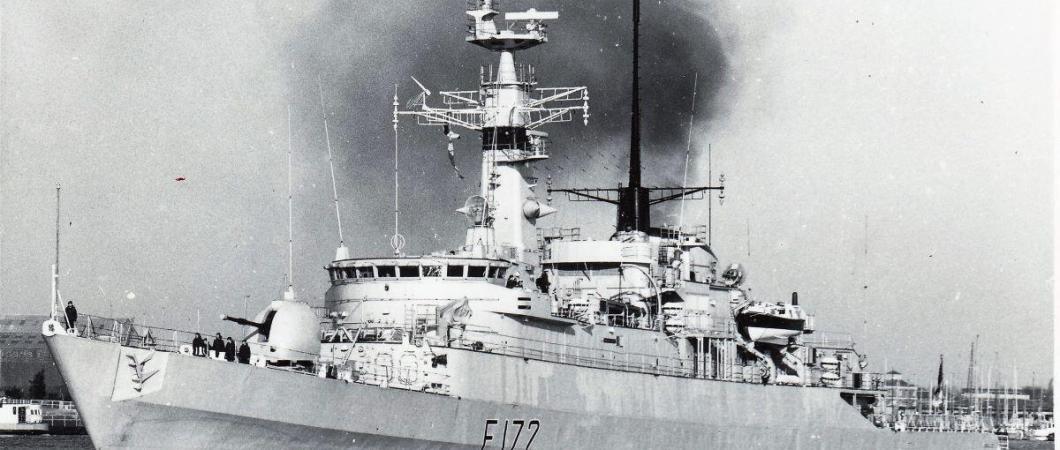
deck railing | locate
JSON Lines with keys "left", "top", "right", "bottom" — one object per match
{"left": 71, "top": 315, "right": 216, "bottom": 355}
{"left": 61, "top": 314, "right": 884, "bottom": 393}
{"left": 885, "top": 412, "right": 1002, "bottom": 433}
{"left": 4, "top": 399, "right": 77, "bottom": 410}
{"left": 803, "top": 331, "right": 855, "bottom": 349}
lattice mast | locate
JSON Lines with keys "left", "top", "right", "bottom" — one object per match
{"left": 395, "top": 0, "right": 589, "bottom": 258}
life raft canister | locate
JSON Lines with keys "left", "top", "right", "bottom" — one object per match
{"left": 42, "top": 319, "right": 66, "bottom": 337}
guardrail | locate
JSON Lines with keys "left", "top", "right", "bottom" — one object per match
{"left": 4, "top": 399, "right": 77, "bottom": 410}
{"left": 72, "top": 315, "right": 200, "bottom": 354}
{"left": 804, "top": 331, "right": 855, "bottom": 349}
{"left": 884, "top": 412, "right": 1001, "bottom": 433}
{"left": 65, "top": 314, "right": 882, "bottom": 392}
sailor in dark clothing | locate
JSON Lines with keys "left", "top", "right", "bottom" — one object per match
{"left": 237, "top": 341, "right": 251, "bottom": 364}
{"left": 224, "top": 337, "right": 236, "bottom": 362}
{"left": 64, "top": 301, "right": 78, "bottom": 330}
{"left": 191, "top": 333, "right": 206, "bottom": 357}
{"left": 505, "top": 274, "right": 522, "bottom": 289}
{"left": 211, "top": 333, "right": 225, "bottom": 359}
{"left": 535, "top": 271, "right": 550, "bottom": 293}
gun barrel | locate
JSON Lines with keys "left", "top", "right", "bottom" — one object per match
{"left": 222, "top": 315, "right": 263, "bottom": 329}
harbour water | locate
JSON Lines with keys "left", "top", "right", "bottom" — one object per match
{"left": 0, "top": 435, "right": 92, "bottom": 449}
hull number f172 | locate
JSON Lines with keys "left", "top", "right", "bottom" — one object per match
{"left": 481, "top": 419, "right": 540, "bottom": 449}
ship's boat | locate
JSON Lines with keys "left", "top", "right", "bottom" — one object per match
{"left": 734, "top": 301, "right": 807, "bottom": 344}
{"left": 39, "top": 1, "right": 1000, "bottom": 449}
{"left": 1030, "top": 426, "right": 1055, "bottom": 441}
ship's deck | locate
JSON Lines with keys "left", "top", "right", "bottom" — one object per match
{"left": 66, "top": 313, "right": 885, "bottom": 390}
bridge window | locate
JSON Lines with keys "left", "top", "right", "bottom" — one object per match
{"left": 468, "top": 266, "right": 487, "bottom": 277}
{"left": 488, "top": 266, "right": 502, "bottom": 278}
{"left": 555, "top": 263, "right": 589, "bottom": 278}
{"left": 446, "top": 265, "right": 464, "bottom": 278}
{"left": 356, "top": 266, "right": 374, "bottom": 278}
{"left": 344, "top": 268, "right": 357, "bottom": 279}
{"left": 423, "top": 265, "right": 442, "bottom": 277}
{"left": 377, "top": 266, "right": 396, "bottom": 278}
{"left": 398, "top": 266, "right": 419, "bottom": 278}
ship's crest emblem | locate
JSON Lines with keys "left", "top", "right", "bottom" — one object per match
{"left": 112, "top": 348, "right": 168, "bottom": 402}
{"left": 126, "top": 351, "right": 159, "bottom": 392}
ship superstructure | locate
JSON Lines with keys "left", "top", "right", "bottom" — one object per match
{"left": 38, "top": 2, "right": 999, "bottom": 449}
{"left": 366, "top": 0, "right": 825, "bottom": 390}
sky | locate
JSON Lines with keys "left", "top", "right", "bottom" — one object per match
{"left": 0, "top": 1, "right": 1053, "bottom": 388}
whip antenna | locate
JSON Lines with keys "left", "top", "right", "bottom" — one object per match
{"left": 51, "top": 184, "right": 61, "bottom": 318}
{"left": 317, "top": 75, "right": 349, "bottom": 260}
{"left": 390, "top": 85, "right": 405, "bottom": 255}
{"left": 678, "top": 72, "right": 698, "bottom": 231}
{"left": 285, "top": 104, "right": 295, "bottom": 300}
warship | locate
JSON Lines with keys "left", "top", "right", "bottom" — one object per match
{"left": 41, "top": 1, "right": 1000, "bottom": 448}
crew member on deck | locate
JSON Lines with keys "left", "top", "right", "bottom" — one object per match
{"left": 192, "top": 333, "right": 207, "bottom": 357}
{"left": 237, "top": 340, "right": 251, "bottom": 364}
{"left": 64, "top": 301, "right": 78, "bottom": 330}
{"left": 535, "top": 271, "right": 550, "bottom": 293}
{"left": 506, "top": 274, "right": 522, "bottom": 289}
{"left": 224, "top": 337, "right": 236, "bottom": 362}
{"left": 211, "top": 333, "right": 224, "bottom": 359}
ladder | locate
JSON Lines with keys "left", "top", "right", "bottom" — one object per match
{"left": 403, "top": 306, "right": 416, "bottom": 338}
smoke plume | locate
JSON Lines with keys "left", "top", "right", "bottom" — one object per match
{"left": 281, "top": 1, "right": 729, "bottom": 252}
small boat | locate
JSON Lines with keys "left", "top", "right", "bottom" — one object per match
{"left": 734, "top": 300, "right": 808, "bottom": 344}
{"left": 1030, "top": 426, "right": 1055, "bottom": 441}
{"left": 0, "top": 399, "right": 49, "bottom": 435}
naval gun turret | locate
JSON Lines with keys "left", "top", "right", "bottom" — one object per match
{"left": 225, "top": 289, "right": 320, "bottom": 367}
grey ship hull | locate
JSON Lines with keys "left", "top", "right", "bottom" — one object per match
{"left": 46, "top": 334, "right": 997, "bottom": 449}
